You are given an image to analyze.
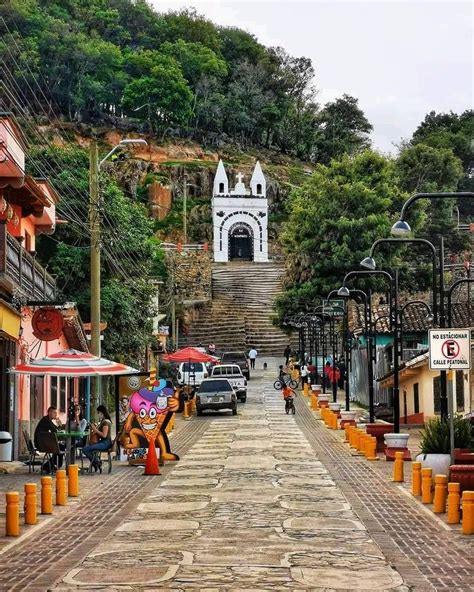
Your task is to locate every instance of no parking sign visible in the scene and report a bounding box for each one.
[429,329,471,370]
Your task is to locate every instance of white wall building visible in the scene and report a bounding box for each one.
[212,160,269,263]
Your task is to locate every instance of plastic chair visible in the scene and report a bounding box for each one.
[22,429,44,473]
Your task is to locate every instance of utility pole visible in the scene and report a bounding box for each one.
[89,141,101,417]
[89,138,147,414]
[183,173,187,246]
[170,265,176,350]
[89,141,101,359]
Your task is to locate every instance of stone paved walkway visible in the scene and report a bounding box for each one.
[55,368,409,591]
[2,361,473,591]
[0,414,211,592]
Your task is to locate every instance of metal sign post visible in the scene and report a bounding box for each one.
[429,329,471,464]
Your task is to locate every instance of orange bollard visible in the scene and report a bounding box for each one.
[330,412,338,430]
[447,482,461,524]
[366,436,379,461]
[349,427,358,448]
[353,430,362,450]
[303,382,309,397]
[68,464,79,497]
[183,400,190,419]
[433,475,448,513]
[41,476,53,514]
[462,491,474,535]
[411,462,422,496]
[421,468,433,504]
[359,433,367,455]
[364,435,373,459]
[344,425,352,443]
[24,483,37,525]
[55,469,67,506]
[393,451,404,482]
[5,492,20,536]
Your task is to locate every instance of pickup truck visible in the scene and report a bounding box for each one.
[210,364,247,402]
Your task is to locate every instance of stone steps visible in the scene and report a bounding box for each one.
[180,261,292,354]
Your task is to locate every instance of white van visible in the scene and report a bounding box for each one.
[177,362,209,386]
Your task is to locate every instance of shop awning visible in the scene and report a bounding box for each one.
[0,300,20,339]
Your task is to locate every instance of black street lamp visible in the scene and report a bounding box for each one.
[361,238,438,325]
[392,191,474,421]
[340,270,399,429]
[447,278,474,326]
[336,287,371,416]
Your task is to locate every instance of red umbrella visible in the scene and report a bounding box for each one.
[9,348,138,376]
[161,347,217,364]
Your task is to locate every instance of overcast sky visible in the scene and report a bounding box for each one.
[151,0,472,153]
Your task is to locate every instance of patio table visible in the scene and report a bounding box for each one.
[57,431,89,468]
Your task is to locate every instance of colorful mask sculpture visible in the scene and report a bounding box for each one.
[123,379,180,461]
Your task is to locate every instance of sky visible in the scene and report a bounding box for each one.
[151,0,473,154]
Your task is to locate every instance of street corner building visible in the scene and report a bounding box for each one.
[0,113,89,460]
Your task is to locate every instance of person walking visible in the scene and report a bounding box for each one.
[248,347,258,369]
[284,344,291,365]
[300,362,309,389]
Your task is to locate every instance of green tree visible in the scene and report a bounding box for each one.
[32,145,162,365]
[396,143,466,252]
[411,110,474,174]
[314,94,373,164]
[277,151,406,319]
[123,52,193,128]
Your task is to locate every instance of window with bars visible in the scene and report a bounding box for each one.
[414,383,419,414]
[433,376,441,414]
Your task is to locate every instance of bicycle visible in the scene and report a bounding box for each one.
[285,394,296,415]
[273,374,298,390]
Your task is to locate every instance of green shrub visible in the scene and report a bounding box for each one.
[420,417,473,454]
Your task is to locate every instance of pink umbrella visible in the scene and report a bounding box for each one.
[9,348,138,376]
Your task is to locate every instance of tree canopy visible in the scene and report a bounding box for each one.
[0,0,373,161]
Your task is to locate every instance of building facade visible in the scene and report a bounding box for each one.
[0,113,87,458]
[212,160,269,263]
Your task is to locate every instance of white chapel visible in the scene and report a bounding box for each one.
[212,160,269,262]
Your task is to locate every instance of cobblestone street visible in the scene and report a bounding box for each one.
[1,361,473,591]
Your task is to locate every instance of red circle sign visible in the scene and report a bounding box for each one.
[441,339,460,359]
[32,308,64,341]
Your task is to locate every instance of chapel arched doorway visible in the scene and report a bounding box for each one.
[229,223,253,261]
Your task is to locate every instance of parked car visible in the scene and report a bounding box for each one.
[177,362,209,386]
[221,351,250,379]
[210,364,247,402]
[196,378,237,416]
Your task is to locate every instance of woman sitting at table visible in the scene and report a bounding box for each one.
[82,405,112,473]
[70,404,88,458]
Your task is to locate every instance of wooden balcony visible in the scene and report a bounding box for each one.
[0,223,56,301]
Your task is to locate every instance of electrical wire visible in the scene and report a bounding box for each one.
[0,33,151,276]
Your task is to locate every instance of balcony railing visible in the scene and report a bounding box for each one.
[0,223,56,300]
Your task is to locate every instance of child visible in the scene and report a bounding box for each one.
[282,385,296,413]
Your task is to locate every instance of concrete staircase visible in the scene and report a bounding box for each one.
[180,262,291,355]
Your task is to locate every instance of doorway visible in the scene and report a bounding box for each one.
[229,224,253,261]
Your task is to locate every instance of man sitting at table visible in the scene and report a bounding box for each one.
[34,406,64,472]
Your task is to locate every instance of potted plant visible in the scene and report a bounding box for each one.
[416,417,472,478]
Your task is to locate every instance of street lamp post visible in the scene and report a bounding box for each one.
[391,191,474,421]
[335,288,370,414]
[340,270,397,428]
[89,138,147,410]
[361,238,439,324]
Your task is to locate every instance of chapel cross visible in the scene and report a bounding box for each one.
[236,172,244,184]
